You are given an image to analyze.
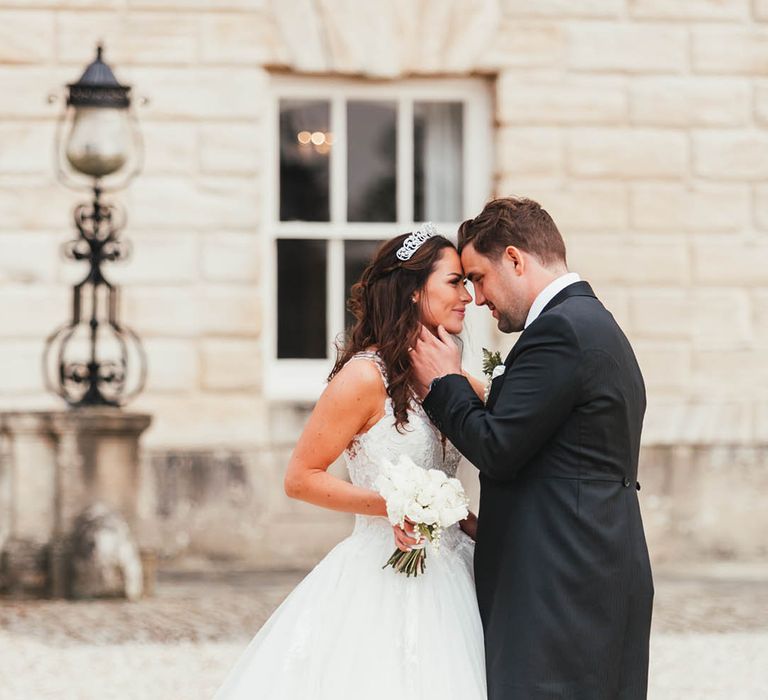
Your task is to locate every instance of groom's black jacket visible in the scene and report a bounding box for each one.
[424,281,653,700]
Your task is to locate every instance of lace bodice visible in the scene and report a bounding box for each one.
[343,351,462,490]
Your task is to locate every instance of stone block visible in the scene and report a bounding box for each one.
[0,232,60,284]
[756,83,768,125]
[0,67,65,118]
[567,129,687,179]
[0,341,45,393]
[133,395,268,448]
[694,131,768,180]
[503,0,623,17]
[692,27,768,74]
[633,341,691,391]
[0,11,55,64]
[693,349,768,395]
[123,286,201,337]
[569,235,690,284]
[267,0,329,72]
[426,1,502,75]
[68,503,143,600]
[201,232,262,283]
[756,184,768,229]
[142,339,199,393]
[200,11,287,65]
[108,232,199,286]
[630,77,750,127]
[756,401,768,442]
[0,178,80,231]
[568,23,687,73]
[507,183,628,233]
[199,124,261,175]
[56,11,197,65]
[0,537,49,597]
[120,67,268,120]
[498,127,563,179]
[126,176,260,230]
[590,284,631,330]
[630,290,690,340]
[0,122,57,175]
[2,0,122,5]
[0,285,69,337]
[757,0,768,19]
[753,289,768,345]
[642,399,755,445]
[200,338,261,390]
[128,0,265,7]
[199,286,261,337]
[482,19,565,69]
[630,183,750,232]
[629,0,749,19]
[141,122,198,176]
[693,241,768,284]
[630,288,752,346]
[498,74,626,125]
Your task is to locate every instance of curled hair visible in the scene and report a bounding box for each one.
[329,233,455,431]
[458,196,567,267]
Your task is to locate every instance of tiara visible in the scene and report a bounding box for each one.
[396,222,439,261]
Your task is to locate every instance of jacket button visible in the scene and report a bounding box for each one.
[623,477,631,488]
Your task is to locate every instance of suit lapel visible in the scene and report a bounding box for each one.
[540,280,596,316]
[484,281,597,412]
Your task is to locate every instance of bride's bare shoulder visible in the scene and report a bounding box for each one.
[324,355,386,403]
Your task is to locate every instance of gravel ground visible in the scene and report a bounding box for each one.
[1,566,766,699]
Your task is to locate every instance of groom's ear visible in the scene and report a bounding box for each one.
[504,246,526,276]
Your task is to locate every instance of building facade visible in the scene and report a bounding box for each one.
[0,0,766,568]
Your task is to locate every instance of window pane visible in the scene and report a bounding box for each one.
[347,101,397,222]
[414,102,464,222]
[280,100,331,222]
[344,239,385,328]
[277,239,327,359]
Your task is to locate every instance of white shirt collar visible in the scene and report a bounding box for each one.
[524,272,581,329]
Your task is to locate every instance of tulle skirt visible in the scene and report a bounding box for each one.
[212,515,487,699]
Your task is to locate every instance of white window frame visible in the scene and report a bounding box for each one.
[263,76,494,402]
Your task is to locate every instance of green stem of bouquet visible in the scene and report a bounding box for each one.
[382,524,434,577]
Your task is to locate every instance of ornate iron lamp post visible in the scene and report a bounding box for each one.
[44,44,147,407]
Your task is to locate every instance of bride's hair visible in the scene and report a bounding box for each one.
[329,232,456,431]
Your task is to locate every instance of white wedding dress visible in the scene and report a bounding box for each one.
[213,351,487,699]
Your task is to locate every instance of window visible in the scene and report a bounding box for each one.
[264,77,492,401]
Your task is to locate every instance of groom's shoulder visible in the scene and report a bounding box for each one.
[527,294,612,346]
[519,306,581,351]
[545,293,624,347]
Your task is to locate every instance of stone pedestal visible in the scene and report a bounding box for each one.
[0,408,152,598]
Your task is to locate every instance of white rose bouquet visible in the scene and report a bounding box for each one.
[375,455,470,577]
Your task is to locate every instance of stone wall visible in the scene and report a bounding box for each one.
[0,0,765,567]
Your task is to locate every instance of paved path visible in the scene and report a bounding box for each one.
[1,565,766,699]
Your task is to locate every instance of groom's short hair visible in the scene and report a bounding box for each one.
[458,197,567,267]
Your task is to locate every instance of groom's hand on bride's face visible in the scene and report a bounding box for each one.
[410,324,462,396]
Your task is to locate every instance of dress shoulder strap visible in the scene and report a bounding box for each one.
[347,350,389,388]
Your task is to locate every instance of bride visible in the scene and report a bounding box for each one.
[213,225,488,699]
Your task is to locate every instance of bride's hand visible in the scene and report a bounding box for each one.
[460,512,478,541]
[393,518,421,552]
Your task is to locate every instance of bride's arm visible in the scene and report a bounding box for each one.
[283,360,389,518]
[461,370,487,401]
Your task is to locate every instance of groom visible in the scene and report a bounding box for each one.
[410,197,653,700]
